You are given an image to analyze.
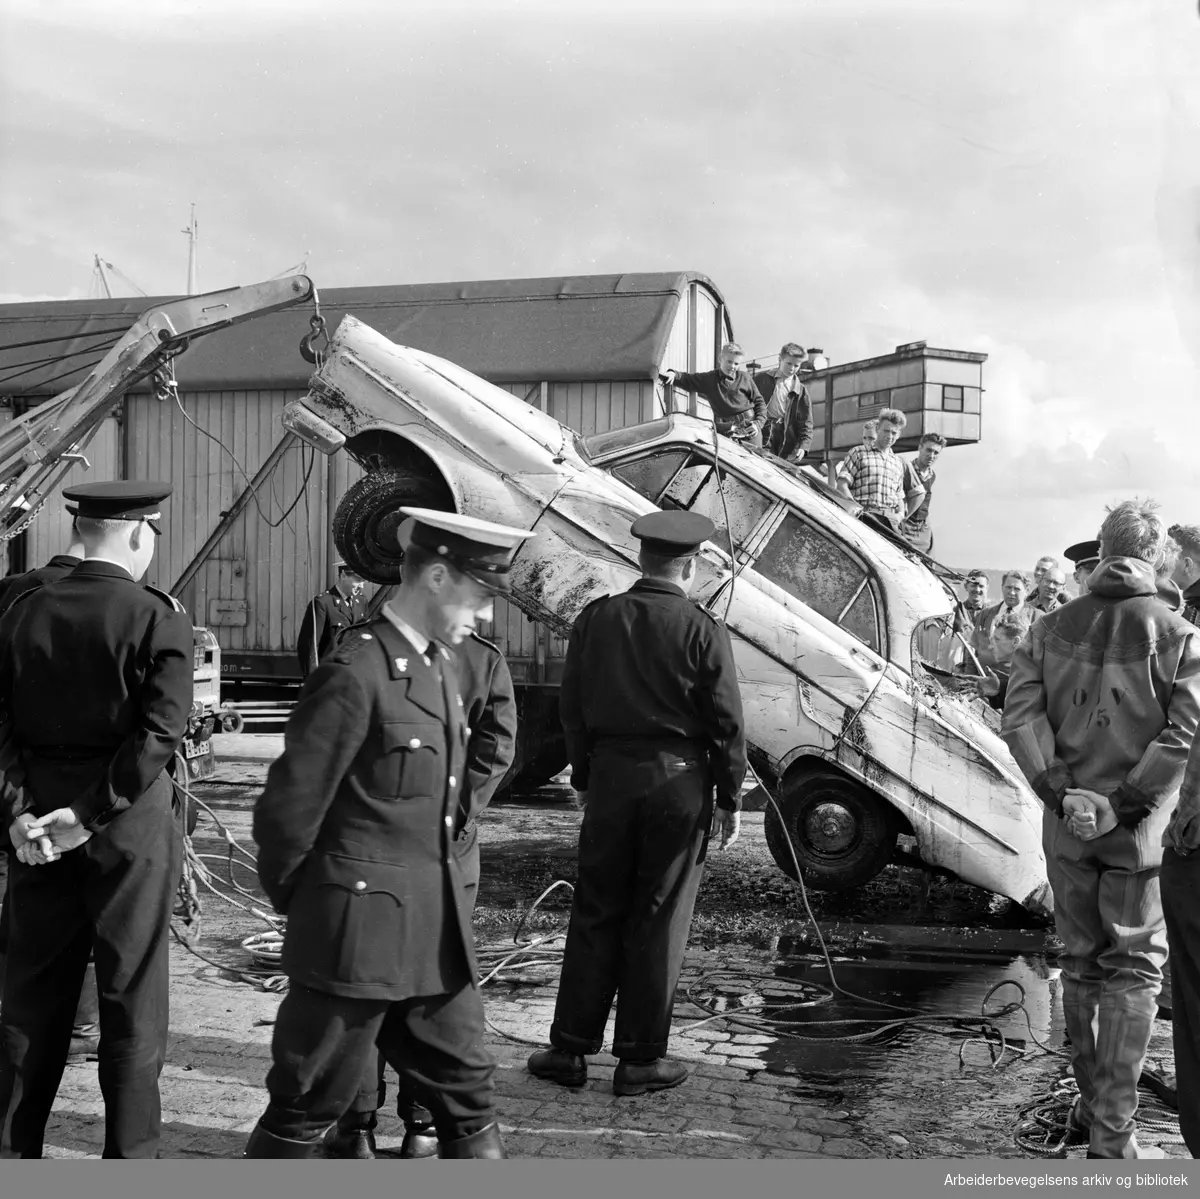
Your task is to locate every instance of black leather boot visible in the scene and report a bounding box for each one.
[323,1119,377,1159]
[527,1047,587,1087]
[399,1122,439,1159]
[244,1122,323,1158]
[437,1122,506,1159]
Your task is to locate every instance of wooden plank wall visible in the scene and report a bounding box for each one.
[26,413,121,567]
[123,389,364,656]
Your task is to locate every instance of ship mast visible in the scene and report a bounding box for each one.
[183,203,198,295]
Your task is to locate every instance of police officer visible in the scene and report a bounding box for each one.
[527,510,747,1096]
[1064,539,1101,597]
[0,515,98,1057]
[0,519,85,619]
[325,627,518,1159]
[296,561,370,677]
[245,508,535,1159]
[0,481,192,1159]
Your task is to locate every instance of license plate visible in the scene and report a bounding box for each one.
[184,738,212,760]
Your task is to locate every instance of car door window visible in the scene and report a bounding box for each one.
[753,511,883,652]
[685,466,773,550]
[611,451,689,503]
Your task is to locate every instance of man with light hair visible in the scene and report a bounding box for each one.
[835,408,925,530]
[1003,497,1200,1159]
[753,343,812,462]
[662,343,766,449]
[860,419,878,450]
[1168,524,1200,627]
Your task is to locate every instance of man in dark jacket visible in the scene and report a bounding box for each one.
[245,509,534,1160]
[296,562,370,677]
[663,343,766,448]
[1003,499,1200,1159]
[0,518,98,1062]
[753,343,812,462]
[325,628,517,1159]
[0,521,85,619]
[0,482,193,1159]
[526,510,746,1097]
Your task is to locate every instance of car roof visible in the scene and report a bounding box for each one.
[586,414,958,632]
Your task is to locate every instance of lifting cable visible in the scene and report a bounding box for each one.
[163,368,316,530]
[0,335,127,389]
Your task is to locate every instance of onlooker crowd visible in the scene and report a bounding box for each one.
[667,340,949,556]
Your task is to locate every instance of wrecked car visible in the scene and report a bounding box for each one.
[280,314,1052,915]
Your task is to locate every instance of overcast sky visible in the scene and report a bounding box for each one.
[2,0,1198,570]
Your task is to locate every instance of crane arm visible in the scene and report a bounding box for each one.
[0,275,316,534]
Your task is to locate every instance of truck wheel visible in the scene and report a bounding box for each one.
[333,469,454,585]
[764,768,897,891]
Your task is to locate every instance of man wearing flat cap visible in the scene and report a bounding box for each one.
[0,481,193,1159]
[247,508,534,1160]
[296,560,370,678]
[528,509,746,1097]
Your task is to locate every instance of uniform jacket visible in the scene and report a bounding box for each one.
[1002,557,1200,834]
[670,369,766,427]
[753,370,812,461]
[296,584,371,676]
[0,560,193,830]
[560,577,747,810]
[0,554,81,620]
[254,617,476,1001]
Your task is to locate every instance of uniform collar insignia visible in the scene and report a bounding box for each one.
[395,657,408,672]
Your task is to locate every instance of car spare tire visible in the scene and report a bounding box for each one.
[764,768,897,891]
[333,469,454,585]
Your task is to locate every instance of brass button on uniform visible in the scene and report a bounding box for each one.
[408,737,421,749]
[354,880,367,891]
[444,815,453,828]
[449,775,456,787]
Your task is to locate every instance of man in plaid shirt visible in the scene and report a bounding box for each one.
[835,408,925,529]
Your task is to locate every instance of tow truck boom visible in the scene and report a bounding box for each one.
[0,275,315,536]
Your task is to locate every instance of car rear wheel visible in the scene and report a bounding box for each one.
[764,768,897,891]
[333,469,454,585]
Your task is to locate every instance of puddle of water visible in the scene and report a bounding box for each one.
[749,949,1065,1078]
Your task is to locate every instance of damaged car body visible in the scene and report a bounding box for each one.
[282,314,1052,916]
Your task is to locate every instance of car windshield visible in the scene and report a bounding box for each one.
[583,418,672,458]
[911,612,985,678]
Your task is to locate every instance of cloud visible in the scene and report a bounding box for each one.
[0,0,1198,576]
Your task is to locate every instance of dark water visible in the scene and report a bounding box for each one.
[746,946,1066,1079]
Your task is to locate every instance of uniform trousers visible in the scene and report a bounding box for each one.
[0,775,182,1159]
[0,851,100,1030]
[1044,809,1168,1160]
[1160,848,1200,1156]
[259,978,495,1143]
[550,746,712,1061]
[342,824,482,1133]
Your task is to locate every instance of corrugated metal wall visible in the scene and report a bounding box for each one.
[123,389,363,656]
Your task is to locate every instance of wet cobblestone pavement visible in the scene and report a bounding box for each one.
[33,736,1187,1160]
